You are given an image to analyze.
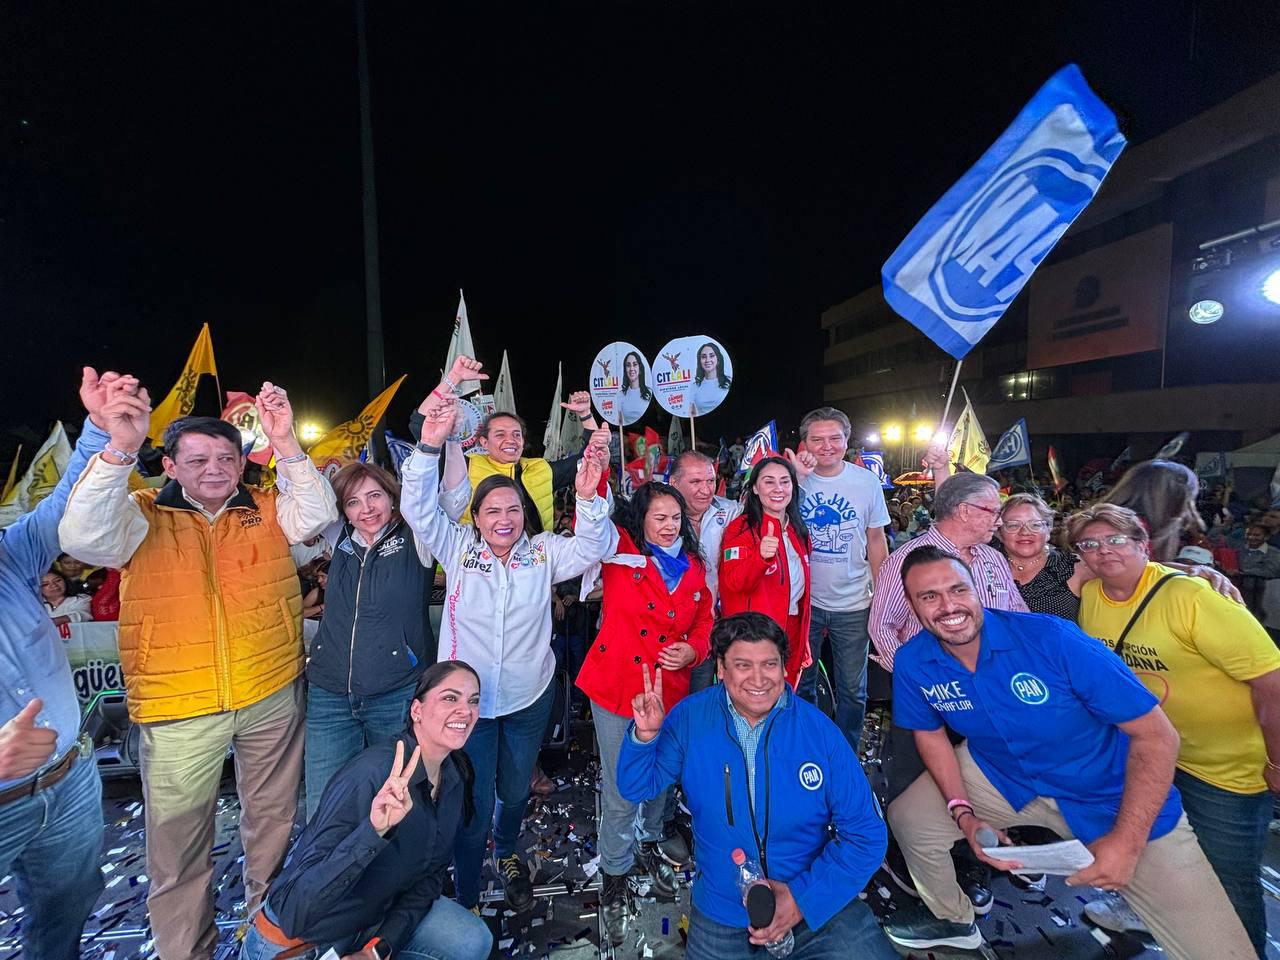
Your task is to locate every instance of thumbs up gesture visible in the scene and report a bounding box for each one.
[0,699,59,779]
[759,517,781,561]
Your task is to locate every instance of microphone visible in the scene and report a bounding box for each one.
[974,826,999,848]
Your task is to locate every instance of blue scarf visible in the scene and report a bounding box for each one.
[647,538,690,593]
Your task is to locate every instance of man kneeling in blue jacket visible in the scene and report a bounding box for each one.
[618,611,898,959]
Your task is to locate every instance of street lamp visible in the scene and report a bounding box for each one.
[882,424,903,443]
[866,432,880,446]
[913,424,934,442]
[299,422,325,443]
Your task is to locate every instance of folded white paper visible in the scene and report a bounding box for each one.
[981,839,1095,876]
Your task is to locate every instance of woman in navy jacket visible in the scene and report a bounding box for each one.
[618,612,896,960]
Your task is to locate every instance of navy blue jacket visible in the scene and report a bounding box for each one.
[308,518,433,697]
[267,732,463,951]
[618,685,886,930]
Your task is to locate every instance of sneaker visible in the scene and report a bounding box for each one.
[656,825,691,869]
[636,841,680,900]
[881,836,920,898]
[1083,892,1149,934]
[955,857,994,916]
[600,872,630,947]
[496,853,533,911]
[884,905,984,950]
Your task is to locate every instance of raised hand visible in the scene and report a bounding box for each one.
[80,367,135,430]
[560,390,592,418]
[574,423,611,499]
[370,739,422,836]
[630,664,666,743]
[102,379,153,455]
[255,382,297,448]
[420,392,457,448]
[0,699,58,780]
[921,442,949,473]
[783,447,815,483]
[446,355,487,390]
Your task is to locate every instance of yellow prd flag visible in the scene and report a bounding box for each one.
[147,323,219,445]
[307,375,407,476]
[946,389,991,475]
[0,424,72,527]
[1,444,22,501]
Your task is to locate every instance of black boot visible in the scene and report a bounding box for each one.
[600,872,629,946]
[637,841,680,900]
[496,852,533,911]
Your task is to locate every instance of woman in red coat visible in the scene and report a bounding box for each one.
[719,456,812,688]
[576,482,713,944]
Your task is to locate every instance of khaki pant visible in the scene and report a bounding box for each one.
[140,681,304,960]
[887,743,1255,960]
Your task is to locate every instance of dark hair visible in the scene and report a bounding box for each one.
[471,474,542,536]
[711,611,788,667]
[1103,460,1203,562]
[742,456,809,550]
[621,351,652,400]
[162,416,244,459]
[332,462,401,519]
[899,544,972,588]
[478,411,527,441]
[612,482,704,566]
[694,342,732,390]
[407,660,480,824]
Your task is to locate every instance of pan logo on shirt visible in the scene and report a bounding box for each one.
[1010,672,1050,705]
[799,492,859,560]
[920,680,974,713]
[798,762,823,791]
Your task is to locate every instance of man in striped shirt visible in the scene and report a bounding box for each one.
[869,472,1027,674]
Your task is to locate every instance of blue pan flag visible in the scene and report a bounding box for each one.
[882,64,1126,359]
[738,421,778,476]
[987,418,1032,471]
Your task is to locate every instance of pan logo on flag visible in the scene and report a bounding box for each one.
[882,65,1127,360]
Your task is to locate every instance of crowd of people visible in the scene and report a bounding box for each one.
[2,359,1279,960]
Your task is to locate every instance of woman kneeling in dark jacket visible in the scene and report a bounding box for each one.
[240,661,492,960]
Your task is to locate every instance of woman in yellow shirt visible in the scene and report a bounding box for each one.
[1071,502,1280,958]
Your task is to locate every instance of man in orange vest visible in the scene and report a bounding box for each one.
[59,378,338,960]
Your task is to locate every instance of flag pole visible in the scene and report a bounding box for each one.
[939,360,963,429]
[214,371,224,412]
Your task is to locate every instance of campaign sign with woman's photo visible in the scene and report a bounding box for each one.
[652,335,733,417]
[590,342,653,426]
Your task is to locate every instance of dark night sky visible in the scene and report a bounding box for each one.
[3,1,1279,457]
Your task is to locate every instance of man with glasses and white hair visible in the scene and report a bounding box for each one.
[869,472,1026,675]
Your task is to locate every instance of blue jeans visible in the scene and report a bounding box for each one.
[1174,768,1271,957]
[305,680,417,821]
[0,753,104,960]
[685,899,897,960]
[240,897,492,960]
[454,680,556,907]
[797,606,871,753]
[592,703,673,875]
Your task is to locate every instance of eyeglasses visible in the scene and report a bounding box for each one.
[1002,520,1051,533]
[963,501,1002,522]
[1074,534,1134,553]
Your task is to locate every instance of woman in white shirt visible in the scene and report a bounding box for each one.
[41,570,92,627]
[400,375,613,912]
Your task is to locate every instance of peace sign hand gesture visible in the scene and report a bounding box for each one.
[370,739,422,837]
[631,664,666,744]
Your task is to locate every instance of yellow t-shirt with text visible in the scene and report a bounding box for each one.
[1078,562,1280,794]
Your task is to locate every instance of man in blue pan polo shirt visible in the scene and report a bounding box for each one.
[881,545,1253,960]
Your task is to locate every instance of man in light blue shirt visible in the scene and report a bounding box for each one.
[0,367,128,959]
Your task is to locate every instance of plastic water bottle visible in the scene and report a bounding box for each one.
[731,848,795,957]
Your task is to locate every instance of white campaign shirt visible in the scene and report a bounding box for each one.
[798,462,891,612]
[400,449,613,719]
[693,496,741,603]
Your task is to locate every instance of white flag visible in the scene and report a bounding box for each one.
[559,407,583,457]
[494,350,516,415]
[543,362,564,460]
[444,289,481,396]
[0,422,72,527]
[668,416,685,457]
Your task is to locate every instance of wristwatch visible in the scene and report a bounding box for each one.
[362,936,391,960]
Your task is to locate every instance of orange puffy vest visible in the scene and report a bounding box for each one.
[117,482,303,723]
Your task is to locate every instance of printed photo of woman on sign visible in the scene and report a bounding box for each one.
[620,350,652,423]
[692,339,732,414]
